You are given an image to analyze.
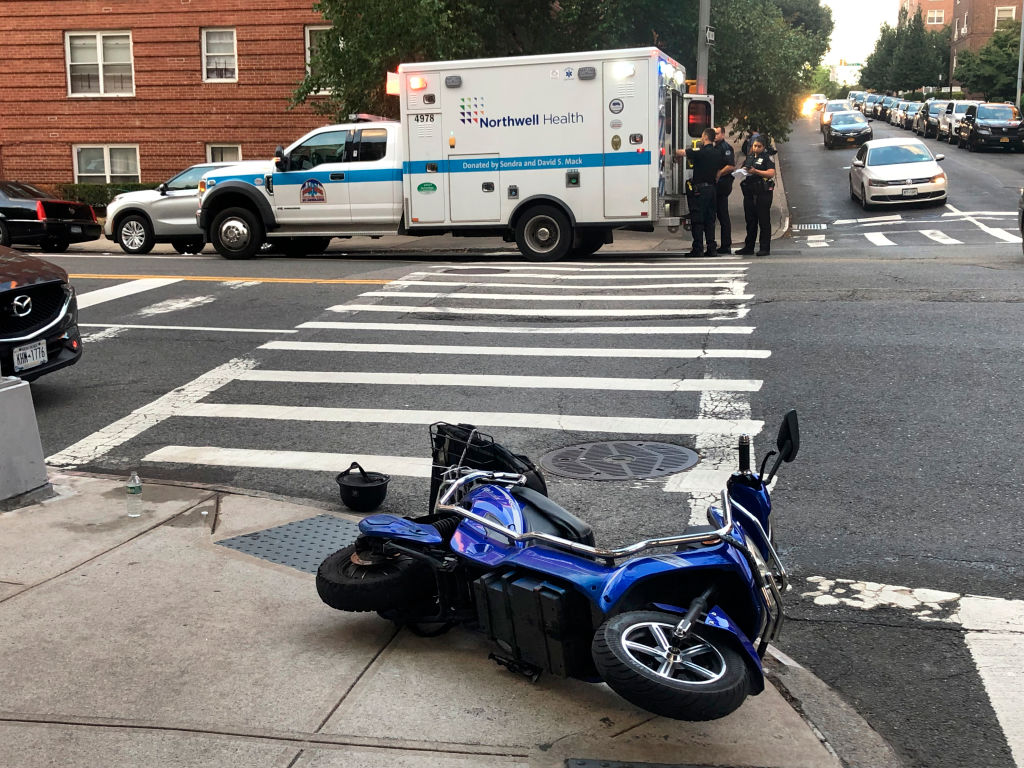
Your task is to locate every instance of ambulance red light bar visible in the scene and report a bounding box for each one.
[386,72,399,95]
[408,76,428,90]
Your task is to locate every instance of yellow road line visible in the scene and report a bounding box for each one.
[69,274,392,285]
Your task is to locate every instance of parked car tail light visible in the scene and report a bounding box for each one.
[35,200,46,221]
[88,205,97,223]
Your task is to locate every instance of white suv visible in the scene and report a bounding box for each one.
[104,162,238,254]
[937,100,980,143]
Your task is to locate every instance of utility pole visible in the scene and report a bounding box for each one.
[1016,0,1024,106]
[697,0,711,94]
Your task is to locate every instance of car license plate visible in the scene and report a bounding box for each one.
[13,340,47,372]
[846,136,855,142]
[902,188,918,198]
[1000,137,1010,143]
[70,225,82,234]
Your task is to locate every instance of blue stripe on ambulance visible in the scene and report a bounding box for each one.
[403,152,651,174]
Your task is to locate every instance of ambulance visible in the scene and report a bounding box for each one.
[197,47,713,261]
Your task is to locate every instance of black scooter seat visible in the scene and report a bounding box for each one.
[509,485,596,547]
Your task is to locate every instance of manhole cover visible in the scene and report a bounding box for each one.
[540,441,698,481]
[218,514,360,573]
[442,267,511,275]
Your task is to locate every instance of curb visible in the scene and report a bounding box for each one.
[765,647,904,768]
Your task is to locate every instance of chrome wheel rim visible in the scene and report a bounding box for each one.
[121,220,147,250]
[620,621,727,684]
[524,215,561,254]
[219,218,251,251]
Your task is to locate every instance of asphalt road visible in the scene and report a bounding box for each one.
[17,114,1024,768]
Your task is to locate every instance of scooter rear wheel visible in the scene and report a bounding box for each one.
[592,610,750,721]
[316,542,434,612]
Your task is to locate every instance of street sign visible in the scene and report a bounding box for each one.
[706,26,716,45]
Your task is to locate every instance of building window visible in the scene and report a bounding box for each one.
[65,32,134,97]
[995,6,1016,27]
[73,145,140,184]
[207,144,242,162]
[927,9,944,24]
[306,26,332,79]
[202,28,237,82]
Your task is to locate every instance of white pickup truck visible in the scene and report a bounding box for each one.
[197,47,712,261]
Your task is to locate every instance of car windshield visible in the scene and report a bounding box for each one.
[954,103,972,113]
[833,113,867,125]
[0,181,48,199]
[167,165,216,191]
[907,104,921,113]
[867,144,933,166]
[978,105,1020,120]
[826,102,851,111]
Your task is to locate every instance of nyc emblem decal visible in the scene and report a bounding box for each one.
[300,178,326,204]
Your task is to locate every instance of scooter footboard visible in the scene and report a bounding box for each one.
[703,606,765,695]
[474,570,595,678]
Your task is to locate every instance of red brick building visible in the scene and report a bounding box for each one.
[951,0,1020,72]
[902,0,957,28]
[0,0,334,185]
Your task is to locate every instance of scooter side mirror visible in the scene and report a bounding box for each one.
[776,409,800,463]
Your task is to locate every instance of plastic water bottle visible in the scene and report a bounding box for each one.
[126,471,142,517]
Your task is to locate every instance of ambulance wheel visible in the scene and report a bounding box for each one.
[515,205,572,262]
[211,206,263,260]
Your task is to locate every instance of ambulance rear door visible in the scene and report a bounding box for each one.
[603,57,650,218]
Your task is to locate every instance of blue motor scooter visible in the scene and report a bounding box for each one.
[316,412,798,721]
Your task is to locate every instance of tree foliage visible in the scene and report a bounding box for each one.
[859,8,950,93]
[294,0,832,141]
[953,20,1022,101]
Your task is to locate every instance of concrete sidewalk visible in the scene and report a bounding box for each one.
[0,472,900,768]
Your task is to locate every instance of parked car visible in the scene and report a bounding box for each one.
[915,100,950,138]
[0,244,82,380]
[0,182,101,253]
[820,100,853,131]
[938,100,981,143]
[878,96,898,120]
[901,102,922,130]
[104,162,238,254]
[890,101,908,126]
[848,138,946,209]
[956,102,1024,151]
[1018,187,1024,254]
[863,93,883,116]
[848,90,866,106]
[823,110,873,149]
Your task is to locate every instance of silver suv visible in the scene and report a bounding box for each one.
[937,100,980,143]
[104,162,237,254]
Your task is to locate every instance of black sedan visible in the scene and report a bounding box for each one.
[0,245,82,380]
[0,181,101,253]
[823,110,873,149]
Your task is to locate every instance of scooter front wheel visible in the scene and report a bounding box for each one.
[316,542,434,613]
[592,610,750,721]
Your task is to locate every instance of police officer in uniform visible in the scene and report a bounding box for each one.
[735,136,776,256]
[713,126,736,254]
[676,127,726,257]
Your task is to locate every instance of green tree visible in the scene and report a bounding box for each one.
[892,9,932,90]
[295,0,833,142]
[954,20,1022,100]
[859,23,897,92]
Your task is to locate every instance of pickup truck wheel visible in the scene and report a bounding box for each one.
[116,214,155,255]
[515,205,572,262]
[211,207,263,260]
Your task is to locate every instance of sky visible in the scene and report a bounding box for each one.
[820,0,900,66]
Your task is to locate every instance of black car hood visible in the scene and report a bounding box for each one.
[977,120,1022,128]
[0,245,68,292]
